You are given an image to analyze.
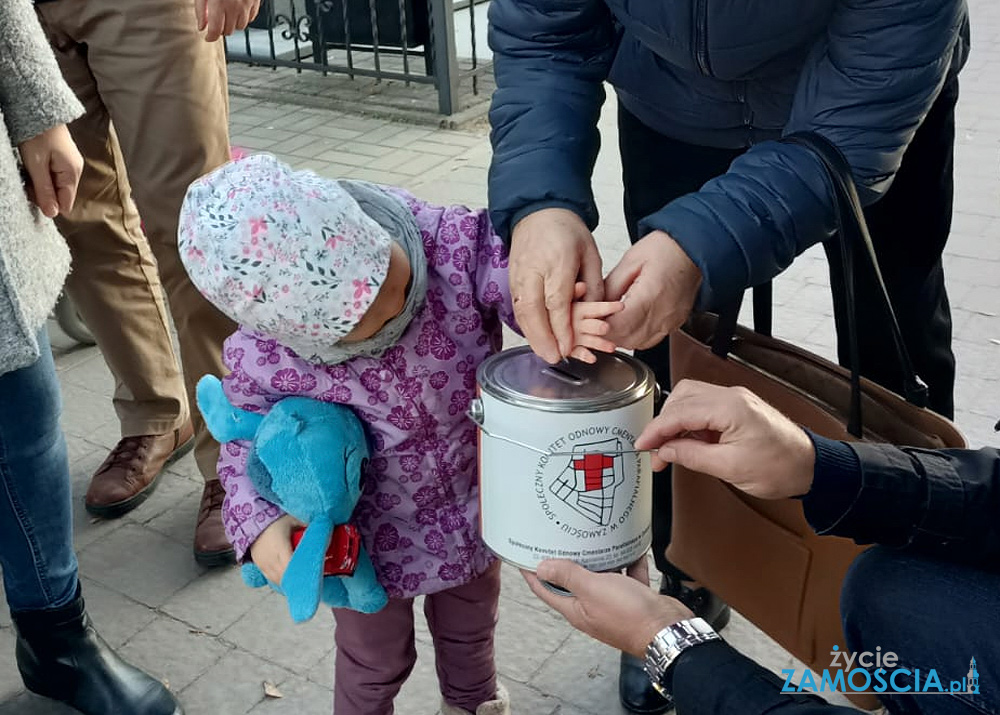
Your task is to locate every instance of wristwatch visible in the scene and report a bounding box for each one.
[643,617,721,696]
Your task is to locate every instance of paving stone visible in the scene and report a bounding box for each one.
[528,631,630,715]
[161,565,268,636]
[221,592,336,674]
[49,338,99,372]
[76,524,204,608]
[235,126,301,143]
[57,350,114,395]
[0,692,76,715]
[165,451,208,483]
[361,147,423,170]
[141,486,204,546]
[69,454,129,552]
[494,597,576,684]
[501,678,561,715]
[178,649,294,715]
[118,615,230,692]
[304,647,337,689]
[0,627,20,702]
[307,123,367,142]
[78,577,158,650]
[395,151,458,177]
[58,383,117,442]
[315,148,382,168]
[273,136,345,160]
[393,638,442,715]
[262,132,327,156]
[126,471,203,533]
[246,674,333,714]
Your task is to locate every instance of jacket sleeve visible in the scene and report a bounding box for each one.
[473,212,520,334]
[0,0,82,145]
[487,0,617,243]
[638,0,968,311]
[217,336,286,562]
[672,641,858,715]
[803,436,1000,568]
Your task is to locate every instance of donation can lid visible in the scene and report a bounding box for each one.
[476,347,655,412]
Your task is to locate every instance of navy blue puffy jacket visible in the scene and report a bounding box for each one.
[487,0,970,310]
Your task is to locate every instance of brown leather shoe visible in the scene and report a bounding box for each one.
[194,480,236,567]
[85,422,195,519]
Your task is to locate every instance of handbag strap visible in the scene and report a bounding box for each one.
[713,132,928,437]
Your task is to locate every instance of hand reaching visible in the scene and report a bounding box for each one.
[635,380,816,499]
[523,559,693,658]
[604,230,702,350]
[568,282,624,363]
[509,208,605,364]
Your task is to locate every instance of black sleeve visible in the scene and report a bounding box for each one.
[803,434,1000,568]
[671,641,858,715]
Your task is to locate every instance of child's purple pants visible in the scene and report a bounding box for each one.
[332,561,501,714]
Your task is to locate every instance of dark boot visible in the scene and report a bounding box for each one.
[659,570,731,633]
[619,652,674,714]
[618,570,731,714]
[12,587,183,715]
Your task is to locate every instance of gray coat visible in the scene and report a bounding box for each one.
[0,0,83,376]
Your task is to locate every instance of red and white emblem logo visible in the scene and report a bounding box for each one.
[549,438,626,526]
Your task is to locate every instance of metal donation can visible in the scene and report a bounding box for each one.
[469,347,656,572]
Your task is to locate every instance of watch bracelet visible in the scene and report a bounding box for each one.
[643,617,720,694]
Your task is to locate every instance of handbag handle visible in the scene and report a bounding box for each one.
[712,132,928,437]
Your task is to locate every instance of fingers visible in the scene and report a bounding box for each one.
[653,437,736,477]
[195,0,208,30]
[569,346,598,364]
[203,2,226,40]
[579,243,606,302]
[53,169,79,215]
[536,558,588,595]
[23,155,59,219]
[513,272,562,364]
[52,146,83,215]
[635,382,730,452]
[522,566,579,618]
[546,280,576,362]
[574,300,625,321]
[573,331,617,356]
[569,293,624,363]
[224,10,239,36]
[603,254,641,302]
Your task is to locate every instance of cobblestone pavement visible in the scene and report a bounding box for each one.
[2,2,997,712]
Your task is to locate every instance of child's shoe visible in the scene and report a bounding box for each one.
[441,682,510,715]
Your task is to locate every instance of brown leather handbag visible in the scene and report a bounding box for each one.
[666,133,966,678]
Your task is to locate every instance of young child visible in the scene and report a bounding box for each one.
[178,154,621,715]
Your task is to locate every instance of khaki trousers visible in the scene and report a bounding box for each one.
[37,0,236,481]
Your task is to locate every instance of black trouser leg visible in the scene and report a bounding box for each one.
[618,105,743,575]
[825,77,959,420]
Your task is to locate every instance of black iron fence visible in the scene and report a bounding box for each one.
[224,0,490,114]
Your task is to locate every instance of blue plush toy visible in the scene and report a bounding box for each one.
[196,375,388,622]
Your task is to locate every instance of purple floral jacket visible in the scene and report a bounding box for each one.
[217,189,515,598]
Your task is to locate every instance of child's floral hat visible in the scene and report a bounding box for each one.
[179,153,393,357]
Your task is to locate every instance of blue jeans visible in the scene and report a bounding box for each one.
[0,331,78,613]
[842,547,999,715]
